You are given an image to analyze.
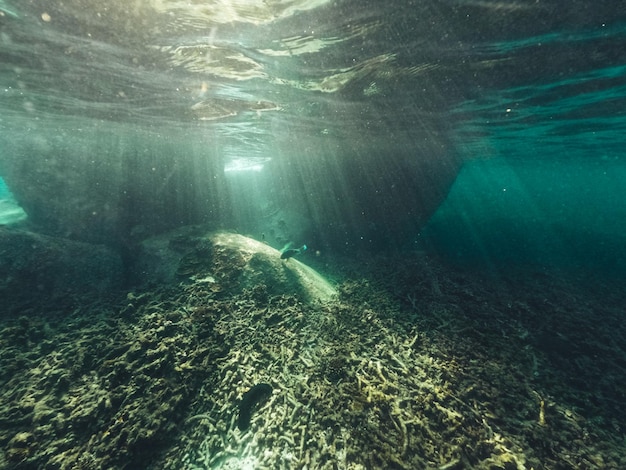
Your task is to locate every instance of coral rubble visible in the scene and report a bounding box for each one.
[1,236,625,469]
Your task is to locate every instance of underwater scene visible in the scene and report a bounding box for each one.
[1,0,625,468]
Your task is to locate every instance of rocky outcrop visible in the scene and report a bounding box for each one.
[132,228,337,303]
[0,227,123,315]
[0,120,460,253]
[0,126,230,248]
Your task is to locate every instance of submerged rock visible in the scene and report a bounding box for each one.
[0,227,123,314]
[0,127,229,246]
[0,198,27,225]
[0,118,460,253]
[132,228,337,303]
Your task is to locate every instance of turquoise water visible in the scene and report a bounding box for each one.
[422,61,626,275]
[0,177,27,225]
[422,157,626,274]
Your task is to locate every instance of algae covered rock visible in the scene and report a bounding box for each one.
[132,228,336,303]
[0,227,123,315]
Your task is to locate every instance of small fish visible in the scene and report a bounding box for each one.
[280,243,307,260]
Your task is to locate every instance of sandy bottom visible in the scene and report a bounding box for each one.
[1,252,625,469]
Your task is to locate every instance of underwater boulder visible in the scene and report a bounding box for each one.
[273,137,462,252]
[131,227,336,303]
[222,125,462,253]
[0,124,230,247]
[0,96,461,254]
[0,227,123,315]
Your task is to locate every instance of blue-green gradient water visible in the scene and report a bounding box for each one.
[422,62,626,274]
[1,0,626,276]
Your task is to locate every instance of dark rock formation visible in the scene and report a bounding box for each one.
[0,125,230,249]
[0,226,123,315]
[0,119,460,255]
[190,122,462,253]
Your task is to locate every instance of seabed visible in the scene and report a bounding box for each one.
[0,231,625,469]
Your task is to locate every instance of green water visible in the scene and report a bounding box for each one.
[420,54,626,275]
[422,157,626,274]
